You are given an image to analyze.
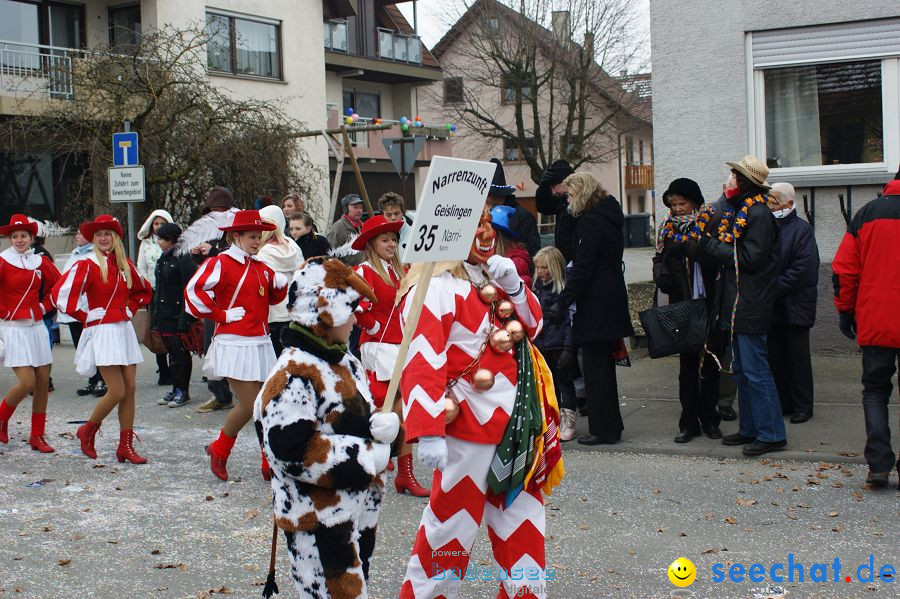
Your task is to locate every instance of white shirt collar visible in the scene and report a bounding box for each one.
[224,243,257,264]
[0,246,41,270]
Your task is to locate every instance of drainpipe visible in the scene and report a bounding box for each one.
[617,132,624,211]
[413,1,418,35]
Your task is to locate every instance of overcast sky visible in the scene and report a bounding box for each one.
[397,0,651,71]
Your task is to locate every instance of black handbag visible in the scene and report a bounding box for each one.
[639,271,708,359]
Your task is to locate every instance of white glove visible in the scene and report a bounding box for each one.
[369,412,400,444]
[486,255,523,296]
[125,307,133,319]
[224,307,246,323]
[273,272,289,290]
[372,442,391,473]
[86,307,107,323]
[418,436,448,471]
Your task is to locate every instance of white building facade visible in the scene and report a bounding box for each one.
[651,1,900,260]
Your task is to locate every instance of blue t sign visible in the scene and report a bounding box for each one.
[112,132,139,167]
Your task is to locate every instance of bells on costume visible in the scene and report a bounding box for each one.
[496,300,514,320]
[478,284,498,304]
[488,329,513,353]
[466,282,528,392]
[472,369,496,391]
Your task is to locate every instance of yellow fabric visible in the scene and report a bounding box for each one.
[524,344,565,496]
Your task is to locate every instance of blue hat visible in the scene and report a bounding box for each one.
[490,205,521,239]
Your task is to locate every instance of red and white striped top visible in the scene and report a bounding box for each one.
[183,244,288,337]
[400,268,543,444]
[52,253,152,326]
[0,248,61,321]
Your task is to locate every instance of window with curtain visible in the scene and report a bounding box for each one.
[0,0,40,68]
[205,12,281,80]
[763,60,883,168]
[109,4,141,49]
[342,90,380,119]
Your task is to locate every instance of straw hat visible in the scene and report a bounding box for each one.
[726,155,771,191]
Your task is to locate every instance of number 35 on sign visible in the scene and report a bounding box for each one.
[401,156,498,264]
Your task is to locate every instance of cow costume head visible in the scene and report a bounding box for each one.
[288,257,376,335]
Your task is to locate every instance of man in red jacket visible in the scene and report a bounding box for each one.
[832,168,900,489]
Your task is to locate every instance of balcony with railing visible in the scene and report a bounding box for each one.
[376,28,422,64]
[0,40,75,101]
[625,163,654,190]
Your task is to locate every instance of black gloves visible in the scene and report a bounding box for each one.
[543,304,564,326]
[557,348,576,370]
[539,166,556,186]
[838,312,856,340]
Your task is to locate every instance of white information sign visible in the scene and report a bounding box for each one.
[401,156,498,264]
[108,166,145,203]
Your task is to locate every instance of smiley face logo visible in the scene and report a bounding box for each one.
[668,557,696,587]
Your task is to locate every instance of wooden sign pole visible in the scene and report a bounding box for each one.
[381,261,436,413]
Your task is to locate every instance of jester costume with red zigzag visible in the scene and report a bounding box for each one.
[398,261,562,599]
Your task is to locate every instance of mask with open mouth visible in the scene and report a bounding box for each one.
[467,205,496,264]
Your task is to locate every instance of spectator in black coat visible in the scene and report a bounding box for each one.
[290,212,331,259]
[700,156,785,457]
[652,178,722,443]
[766,182,819,424]
[536,159,577,263]
[544,172,633,445]
[151,223,198,408]
[486,158,541,256]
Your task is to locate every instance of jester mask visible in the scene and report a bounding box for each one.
[467,204,496,265]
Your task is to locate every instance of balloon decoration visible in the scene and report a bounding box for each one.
[344,116,354,125]
[345,107,354,116]
[401,123,410,132]
[400,116,409,125]
[374,117,383,125]
[450,124,457,132]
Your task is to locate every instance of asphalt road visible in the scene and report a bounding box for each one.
[1,344,897,599]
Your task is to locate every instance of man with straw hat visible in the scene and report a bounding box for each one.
[699,155,786,458]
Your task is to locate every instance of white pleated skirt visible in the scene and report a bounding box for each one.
[203,334,276,382]
[0,320,53,368]
[74,321,144,376]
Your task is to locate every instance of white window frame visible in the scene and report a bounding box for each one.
[747,35,900,186]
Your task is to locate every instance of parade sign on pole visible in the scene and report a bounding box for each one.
[401,156,498,264]
[383,156,497,413]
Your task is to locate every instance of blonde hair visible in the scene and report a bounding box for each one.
[260,224,285,246]
[534,246,566,294]
[397,261,468,304]
[92,232,133,289]
[564,172,606,217]
[493,228,523,258]
[364,233,404,286]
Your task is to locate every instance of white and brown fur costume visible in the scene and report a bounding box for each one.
[253,257,398,598]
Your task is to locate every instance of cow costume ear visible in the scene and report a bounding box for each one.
[287,280,298,310]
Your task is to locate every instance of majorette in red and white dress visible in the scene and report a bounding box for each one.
[52,252,152,376]
[355,258,406,408]
[184,244,288,382]
[0,246,61,368]
[399,261,547,599]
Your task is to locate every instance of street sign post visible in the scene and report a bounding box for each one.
[112,132,139,167]
[382,156,497,413]
[382,136,426,201]
[108,166,145,203]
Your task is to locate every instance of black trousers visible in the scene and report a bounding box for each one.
[544,349,577,411]
[160,335,192,393]
[269,321,288,358]
[678,351,721,432]
[580,341,623,440]
[767,324,814,416]
[860,346,899,473]
[66,323,102,386]
[203,319,233,403]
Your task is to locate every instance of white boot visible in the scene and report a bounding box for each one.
[560,408,577,442]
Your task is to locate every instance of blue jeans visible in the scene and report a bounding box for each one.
[732,333,786,443]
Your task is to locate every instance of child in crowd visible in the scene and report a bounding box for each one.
[289,212,331,259]
[151,223,198,408]
[533,246,578,441]
[491,204,533,289]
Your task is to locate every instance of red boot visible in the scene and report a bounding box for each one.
[29,413,54,453]
[116,429,147,464]
[76,420,101,459]
[260,446,272,481]
[0,399,15,444]
[206,429,235,481]
[394,453,430,497]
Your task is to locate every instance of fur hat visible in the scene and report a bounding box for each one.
[156,222,182,242]
[546,160,575,186]
[662,178,704,208]
[288,257,376,331]
[202,187,235,214]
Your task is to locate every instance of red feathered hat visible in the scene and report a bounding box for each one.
[80,214,124,240]
[351,215,403,250]
[0,214,39,237]
[219,209,277,233]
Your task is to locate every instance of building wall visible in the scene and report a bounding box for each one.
[650,0,900,261]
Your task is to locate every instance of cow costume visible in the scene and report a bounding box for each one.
[398,207,563,599]
[254,257,401,598]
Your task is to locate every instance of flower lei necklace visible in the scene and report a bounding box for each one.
[661,194,769,245]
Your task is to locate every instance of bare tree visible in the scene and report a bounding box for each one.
[3,26,320,225]
[429,0,649,182]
